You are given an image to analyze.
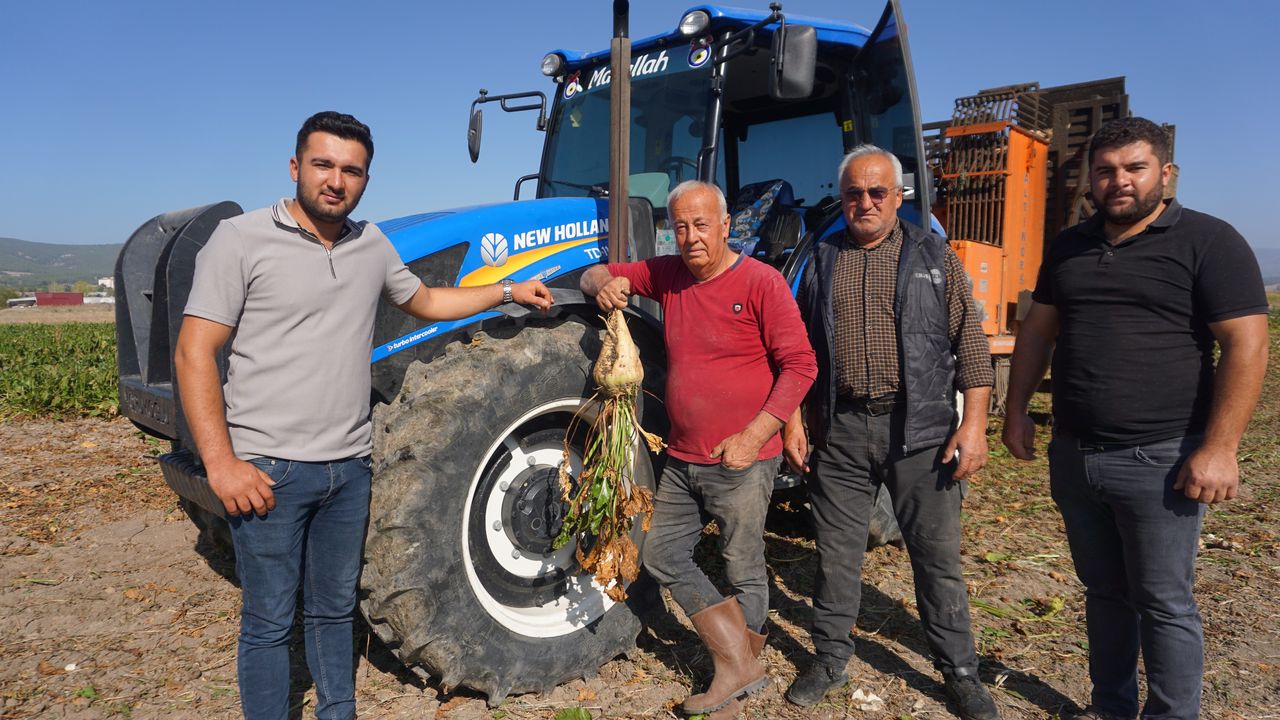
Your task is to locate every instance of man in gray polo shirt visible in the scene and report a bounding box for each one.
[174,111,552,720]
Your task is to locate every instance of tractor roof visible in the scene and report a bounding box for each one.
[549,4,872,67]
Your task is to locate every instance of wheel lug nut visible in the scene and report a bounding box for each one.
[511,549,521,559]
[492,520,502,531]
[527,457,537,466]
[499,481,510,491]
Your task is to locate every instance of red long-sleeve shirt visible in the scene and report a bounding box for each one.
[609,255,817,463]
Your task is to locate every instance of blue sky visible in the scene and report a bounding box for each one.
[3,1,1277,248]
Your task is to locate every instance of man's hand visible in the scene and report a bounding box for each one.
[594,276,631,312]
[1174,445,1240,504]
[207,458,276,517]
[510,279,553,310]
[944,420,988,480]
[782,410,809,474]
[710,430,766,470]
[1001,413,1037,461]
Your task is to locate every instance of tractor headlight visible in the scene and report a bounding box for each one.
[678,10,709,37]
[541,53,565,77]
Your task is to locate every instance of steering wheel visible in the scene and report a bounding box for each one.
[660,156,699,184]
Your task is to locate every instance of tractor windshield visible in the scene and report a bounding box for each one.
[540,45,714,209]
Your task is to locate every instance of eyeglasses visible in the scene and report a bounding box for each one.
[842,186,897,204]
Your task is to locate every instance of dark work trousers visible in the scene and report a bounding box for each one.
[807,402,979,676]
[1049,433,1206,720]
[643,456,780,632]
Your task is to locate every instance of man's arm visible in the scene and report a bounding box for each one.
[782,406,809,474]
[715,274,818,470]
[398,279,552,321]
[580,264,631,311]
[174,316,276,517]
[1000,301,1059,460]
[1175,313,1269,503]
[943,250,994,479]
[712,412,786,470]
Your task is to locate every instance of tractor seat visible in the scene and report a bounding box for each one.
[728,179,802,266]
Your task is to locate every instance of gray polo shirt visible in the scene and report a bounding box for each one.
[185,198,421,462]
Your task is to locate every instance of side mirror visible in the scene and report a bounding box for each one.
[902,172,916,200]
[770,24,816,101]
[467,107,484,164]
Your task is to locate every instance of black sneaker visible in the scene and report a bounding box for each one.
[784,660,848,707]
[942,674,999,720]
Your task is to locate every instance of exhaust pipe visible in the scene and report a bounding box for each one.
[608,0,630,263]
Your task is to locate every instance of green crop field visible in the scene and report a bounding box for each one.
[0,322,116,417]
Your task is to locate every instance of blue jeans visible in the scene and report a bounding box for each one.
[643,456,780,631]
[1049,434,1205,720]
[229,456,371,720]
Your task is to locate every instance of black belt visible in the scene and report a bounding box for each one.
[838,394,901,416]
[1075,439,1137,452]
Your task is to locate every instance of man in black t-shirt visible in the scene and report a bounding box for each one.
[1002,117,1268,720]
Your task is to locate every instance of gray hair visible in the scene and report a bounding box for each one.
[837,144,903,188]
[667,180,728,216]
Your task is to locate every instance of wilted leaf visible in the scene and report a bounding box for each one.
[983,552,1012,563]
[37,659,65,676]
[553,708,593,720]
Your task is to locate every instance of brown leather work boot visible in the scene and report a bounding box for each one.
[746,628,766,658]
[681,597,768,714]
[705,696,742,719]
[694,626,763,718]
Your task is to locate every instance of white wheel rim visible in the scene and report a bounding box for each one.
[461,397,620,638]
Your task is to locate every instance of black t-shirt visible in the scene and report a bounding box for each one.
[1033,199,1267,444]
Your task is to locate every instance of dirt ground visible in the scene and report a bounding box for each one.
[2,322,1278,718]
[0,304,115,325]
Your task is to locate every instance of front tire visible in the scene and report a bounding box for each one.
[361,319,660,703]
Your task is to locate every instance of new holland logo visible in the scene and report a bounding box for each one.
[732,303,743,314]
[480,233,509,267]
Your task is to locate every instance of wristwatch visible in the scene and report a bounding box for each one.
[500,278,514,304]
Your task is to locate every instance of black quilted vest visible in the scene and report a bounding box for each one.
[801,219,956,453]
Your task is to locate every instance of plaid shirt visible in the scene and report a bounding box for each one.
[832,221,993,398]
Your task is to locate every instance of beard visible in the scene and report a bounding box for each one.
[296,185,362,225]
[1097,181,1164,225]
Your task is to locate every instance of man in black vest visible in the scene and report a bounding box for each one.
[1002,117,1268,720]
[783,145,998,720]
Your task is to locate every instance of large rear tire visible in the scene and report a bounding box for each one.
[361,319,660,703]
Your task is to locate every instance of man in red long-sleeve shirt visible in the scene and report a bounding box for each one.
[581,181,816,717]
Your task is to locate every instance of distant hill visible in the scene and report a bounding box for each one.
[0,237,122,288]
[1254,247,1280,285]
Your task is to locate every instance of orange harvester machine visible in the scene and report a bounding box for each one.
[923,78,1167,408]
[928,85,1050,359]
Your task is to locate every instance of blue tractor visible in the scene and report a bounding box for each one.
[114,1,928,703]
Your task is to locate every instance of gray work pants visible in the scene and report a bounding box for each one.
[643,456,780,631]
[807,402,979,676]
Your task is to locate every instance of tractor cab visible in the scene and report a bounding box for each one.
[470,1,930,279]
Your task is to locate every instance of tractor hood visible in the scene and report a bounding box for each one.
[370,197,612,362]
[376,197,611,289]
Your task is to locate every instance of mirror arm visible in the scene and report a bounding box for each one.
[712,3,784,65]
[470,88,549,131]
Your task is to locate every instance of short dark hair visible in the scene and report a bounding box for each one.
[295,111,374,167]
[1088,116,1171,167]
